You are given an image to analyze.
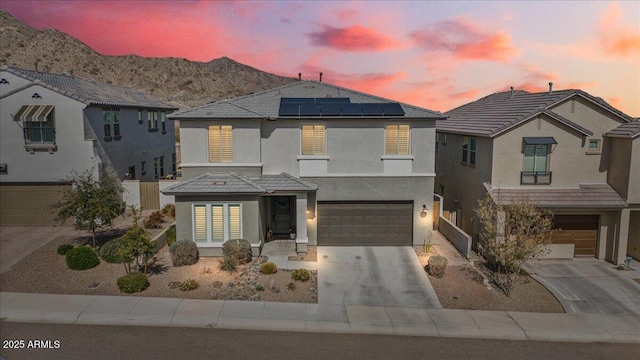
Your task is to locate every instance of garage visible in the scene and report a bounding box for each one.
[0,184,68,226]
[317,201,413,246]
[551,215,598,257]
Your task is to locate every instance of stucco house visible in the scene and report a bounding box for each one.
[0,66,177,225]
[163,80,445,256]
[435,85,636,264]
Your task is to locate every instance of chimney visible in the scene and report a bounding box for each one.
[548,82,553,93]
[510,86,514,98]
[319,72,323,82]
[298,73,302,81]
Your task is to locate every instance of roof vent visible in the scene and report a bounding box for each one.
[319,72,323,82]
[510,86,514,98]
[548,82,553,93]
[298,73,301,81]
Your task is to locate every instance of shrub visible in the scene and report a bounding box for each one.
[260,261,278,274]
[222,239,252,265]
[57,244,74,256]
[65,246,100,270]
[99,238,133,264]
[291,268,310,282]
[161,203,175,218]
[287,282,297,290]
[117,272,149,293]
[427,255,448,278]
[179,278,199,291]
[165,225,176,246]
[220,256,237,273]
[169,240,199,266]
[143,210,165,229]
[255,284,265,291]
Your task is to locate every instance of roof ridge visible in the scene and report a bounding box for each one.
[280,172,318,190]
[230,173,265,192]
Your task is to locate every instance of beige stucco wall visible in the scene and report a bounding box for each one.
[628,210,640,260]
[628,140,640,203]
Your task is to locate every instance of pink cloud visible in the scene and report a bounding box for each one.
[599,3,640,56]
[308,24,400,52]
[410,17,520,61]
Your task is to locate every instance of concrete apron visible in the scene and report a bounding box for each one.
[318,246,442,308]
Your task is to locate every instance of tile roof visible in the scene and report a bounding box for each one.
[485,183,627,209]
[605,120,640,139]
[1,66,176,109]
[170,80,445,120]
[162,172,317,195]
[438,89,633,137]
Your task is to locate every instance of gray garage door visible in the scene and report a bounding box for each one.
[0,184,68,226]
[317,201,413,246]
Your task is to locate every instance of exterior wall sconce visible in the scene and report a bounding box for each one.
[306,207,314,219]
[32,92,42,99]
[420,204,428,218]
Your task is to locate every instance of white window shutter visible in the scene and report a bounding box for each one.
[209,126,221,162]
[212,205,224,242]
[397,125,410,155]
[221,125,233,162]
[385,125,398,155]
[313,125,325,155]
[194,206,207,242]
[301,125,314,155]
[228,205,241,239]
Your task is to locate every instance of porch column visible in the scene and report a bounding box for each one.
[296,193,308,253]
[614,208,630,265]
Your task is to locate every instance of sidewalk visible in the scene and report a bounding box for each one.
[1,292,638,343]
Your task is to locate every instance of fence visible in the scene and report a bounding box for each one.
[123,180,177,210]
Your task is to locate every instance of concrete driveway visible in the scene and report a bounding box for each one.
[0,226,78,274]
[528,259,640,315]
[317,246,442,308]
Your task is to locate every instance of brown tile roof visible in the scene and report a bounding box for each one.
[605,120,640,139]
[485,183,627,209]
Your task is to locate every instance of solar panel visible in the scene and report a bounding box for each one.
[341,103,363,116]
[381,102,405,116]
[278,103,299,116]
[320,103,342,116]
[361,103,384,116]
[281,98,315,103]
[299,103,321,116]
[316,97,351,103]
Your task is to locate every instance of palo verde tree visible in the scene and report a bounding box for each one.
[474,194,554,296]
[51,170,123,249]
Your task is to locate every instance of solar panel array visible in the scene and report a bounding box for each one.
[278,98,405,117]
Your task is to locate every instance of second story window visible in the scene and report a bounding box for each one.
[161,111,166,133]
[521,137,555,185]
[148,111,158,130]
[138,109,144,124]
[17,105,56,150]
[301,124,326,155]
[462,136,476,165]
[103,109,120,140]
[208,125,233,163]
[385,124,410,155]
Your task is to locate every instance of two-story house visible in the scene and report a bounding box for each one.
[435,85,635,264]
[163,80,445,256]
[0,66,177,225]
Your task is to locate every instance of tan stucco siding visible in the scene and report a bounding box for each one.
[628,211,640,260]
[552,98,627,140]
[628,140,640,203]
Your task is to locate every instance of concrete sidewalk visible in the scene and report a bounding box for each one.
[1,292,638,343]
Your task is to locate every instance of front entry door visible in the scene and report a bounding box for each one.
[272,196,292,235]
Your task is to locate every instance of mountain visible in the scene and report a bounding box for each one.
[0,10,298,109]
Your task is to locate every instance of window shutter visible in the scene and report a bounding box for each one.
[301,125,313,155]
[313,125,325,155]
[397,125,410,155]
[212,205,224,242]
[228,205,241,239]
[209,126,221,162]
[194,206,207,242]
[221,125,233,162]
[385,125,398,155]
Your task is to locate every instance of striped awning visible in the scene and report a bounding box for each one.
[14,105,54,122]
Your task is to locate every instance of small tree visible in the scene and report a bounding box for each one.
[475,194,553,296]
[52,170,123,249]
[117,206,154,274]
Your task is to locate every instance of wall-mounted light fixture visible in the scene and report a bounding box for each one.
[420,204,428,218]
[306,207,314,219]
[32,92,42,99]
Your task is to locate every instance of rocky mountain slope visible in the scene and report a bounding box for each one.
[0,10,297,109]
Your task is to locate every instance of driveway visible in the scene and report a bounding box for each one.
[0,226,77,274]
[528,259,640,315]
[317,246,441,308]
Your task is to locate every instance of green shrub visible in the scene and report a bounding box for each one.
[179,278,199,291]
[161,203,175,218]
[222,239,252,265]
[99,238,133,264]
[291,268,310,282]
[287,282,296,290]
[65,246,100,270]
[260,261,278,274]
[165,225,176,246]
[427,255,448,278]
[255,284,265,291]
[117,272,149,293]
[169,240,199,266]
[57,244,74,256]
[220,256,237,273]
[143,210,165,229]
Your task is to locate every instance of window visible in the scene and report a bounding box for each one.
[148,111,158,130]
[138,109,143,124]
[160,111,166,133]
[435,133,439,152]
[587,139,601,154]
[301,124,326,155]
[462,136,476,165]
[103,109,120,139]
[159,156,165,177]
[385,124,410,155]
[103,111,111,138]
[442,133,447,145]
[172,153,176,173]
[113,111,120,137]
[208,125,233,162]
[154,157,159,179]
[16,105,56,148]
[141,161,146,176]
[193,204,242,243]
[522,144,551,184]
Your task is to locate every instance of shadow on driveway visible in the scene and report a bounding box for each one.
[0,226,78,274]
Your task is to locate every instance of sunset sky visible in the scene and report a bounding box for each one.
[2,0,639,116]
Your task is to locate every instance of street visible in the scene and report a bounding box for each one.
[1,322,637,360]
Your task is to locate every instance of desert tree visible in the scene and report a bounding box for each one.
[474,193,553,295]
[117,206,154,274]
[51,170,123,249]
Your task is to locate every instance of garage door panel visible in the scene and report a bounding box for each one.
[0,185,68,226]
[551,215,598,257]
[318,202,412,246]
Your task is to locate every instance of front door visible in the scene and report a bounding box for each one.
[272,196,292,235]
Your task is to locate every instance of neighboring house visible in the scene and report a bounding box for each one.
[163,80,445,256]
[0,66,177,225]
[605,121,640,261]
[435,85,636,264]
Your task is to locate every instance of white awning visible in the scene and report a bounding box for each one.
[14,105,54,122]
